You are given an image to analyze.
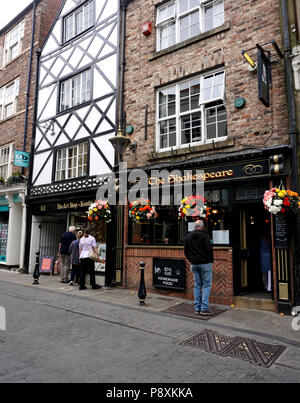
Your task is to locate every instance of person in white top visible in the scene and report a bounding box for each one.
[79,228,101,290]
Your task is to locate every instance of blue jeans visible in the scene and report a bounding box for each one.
[191,263,213,312]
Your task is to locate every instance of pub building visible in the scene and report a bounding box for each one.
[122,146,294,313]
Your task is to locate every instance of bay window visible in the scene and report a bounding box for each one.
[157,71,226,151]
[156,0,224,51]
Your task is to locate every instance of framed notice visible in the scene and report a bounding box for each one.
[39,256,54,274]
[153,258,186,291]
[213,230,230,245]
[95,243,106,274]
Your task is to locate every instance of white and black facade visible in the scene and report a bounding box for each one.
[26,0,126,282]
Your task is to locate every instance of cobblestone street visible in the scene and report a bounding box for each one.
[0,271,299,384]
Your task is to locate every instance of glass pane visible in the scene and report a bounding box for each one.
[179,0,188,14]
[217,121,227,137]
[168,101,176,116]
[207,124,216,140]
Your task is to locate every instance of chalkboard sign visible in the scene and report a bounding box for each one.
[153,258,186,291]
[274,215,289,249]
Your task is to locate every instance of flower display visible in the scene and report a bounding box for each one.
[87,200,112,222]
[129,199,157,223]
[263,187,300,215]
[178,194,210,221]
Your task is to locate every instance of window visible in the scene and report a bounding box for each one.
[0,144,13,180]
[0,78,20,120]
[63,0,95,42]
[2,20,25,65]
[60,70,91,112]
[55,142,88,181]
[156,0,224,51]
[157,71,226,151]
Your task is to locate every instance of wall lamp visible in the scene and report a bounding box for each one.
[109,126,137,163]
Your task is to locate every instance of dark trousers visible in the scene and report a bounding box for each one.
[71,264,81,283]
[80,258,96,288]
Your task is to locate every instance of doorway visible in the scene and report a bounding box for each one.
[233,203,273,298]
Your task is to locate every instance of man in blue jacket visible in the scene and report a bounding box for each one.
[184,220,214,316]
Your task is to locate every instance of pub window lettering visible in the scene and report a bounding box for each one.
[157,71,227,151]
[156,0,224,51]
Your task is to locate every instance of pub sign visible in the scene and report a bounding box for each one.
[153,258,186,291]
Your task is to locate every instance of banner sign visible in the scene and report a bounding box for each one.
[14,151,30,168]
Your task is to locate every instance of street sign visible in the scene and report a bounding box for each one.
[14,151,30,168]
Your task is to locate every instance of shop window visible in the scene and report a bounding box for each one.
[0,78,20,120]
[157,71,226,151]
[2,20,25,66]
[0,213,9,262]
[156,0,224,51]
[205,189,230,245]
[60,69,91,112]
[55,142,88,181]
[63,0,95,43]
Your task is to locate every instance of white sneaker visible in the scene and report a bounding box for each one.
[69,281,74,286]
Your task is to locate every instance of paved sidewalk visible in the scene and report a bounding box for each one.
[0,268,298,345]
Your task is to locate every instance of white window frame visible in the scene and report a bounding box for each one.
[2,20,25,66]
[63,0,95,43]
[0,78,20,120]
[55,142,88,182]
[156,0,224,51]
[60,70,91,112]
[0,144,14,181]
[156,70,226,152]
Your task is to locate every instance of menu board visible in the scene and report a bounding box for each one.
[40,256,54,274]
[274,215,289,249]
[153,258,186,291]
[95,243,106,273]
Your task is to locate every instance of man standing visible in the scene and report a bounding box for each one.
[59,226,77,283]
[184,220,214,315]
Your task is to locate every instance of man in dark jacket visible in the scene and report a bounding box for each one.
[184,220,214,315]
[59,226,76,283]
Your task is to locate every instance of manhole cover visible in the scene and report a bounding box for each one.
[179,329,286,367]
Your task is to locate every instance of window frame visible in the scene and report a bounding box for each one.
[156,70,226,152]
[0,144,14,181]
[59,69,92,113]
[0,78,20,120]
[62,0,95,43]
[156,0,224,52]
[2,20,25,66]
[54,142,89,182]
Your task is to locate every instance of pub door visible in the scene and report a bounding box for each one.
[233,203,273,296]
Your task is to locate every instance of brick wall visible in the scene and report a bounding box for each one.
[0,0,62,172]
[123,0,289,168]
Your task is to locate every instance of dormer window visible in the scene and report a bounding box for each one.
[63,0,95,43]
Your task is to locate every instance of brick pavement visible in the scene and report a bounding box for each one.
[0,270,299,383]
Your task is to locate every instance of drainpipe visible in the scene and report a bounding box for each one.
[281,0,300,306]
[23,0,37,156]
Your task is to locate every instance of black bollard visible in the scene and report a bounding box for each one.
[138,261,147,305]
[33,251,40,285]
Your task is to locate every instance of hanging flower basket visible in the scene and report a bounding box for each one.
[263,187,300,215]
[129,199,157,223]
[88,200,112,223]
[178,194,210,221]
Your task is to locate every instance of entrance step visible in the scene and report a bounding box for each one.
[233,296,276,312]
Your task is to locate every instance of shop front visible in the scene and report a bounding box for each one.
[123,147,294,312]
[27,191,115,285]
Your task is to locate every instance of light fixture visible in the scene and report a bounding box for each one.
[109,125,137,163]
[241,50,256,69]
[250,216,255,225]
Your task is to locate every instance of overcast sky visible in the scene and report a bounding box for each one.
[0,0,33,30]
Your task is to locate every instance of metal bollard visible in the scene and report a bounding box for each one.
[138,261,147,305]
[33,251,40,285]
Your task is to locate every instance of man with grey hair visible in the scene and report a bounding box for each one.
[58,226,77,283]
[184,220,214,315]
